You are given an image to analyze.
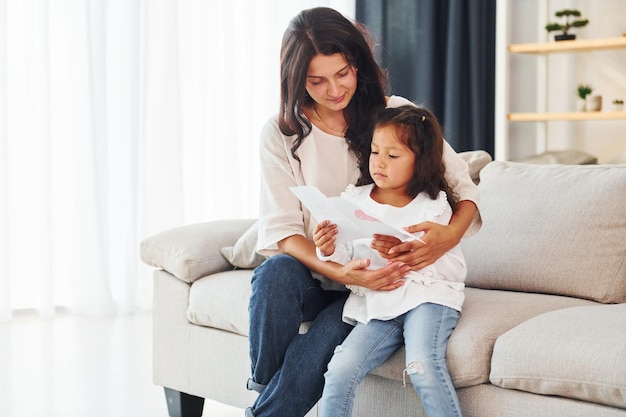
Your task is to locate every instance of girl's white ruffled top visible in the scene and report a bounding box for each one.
[317,184,467,325]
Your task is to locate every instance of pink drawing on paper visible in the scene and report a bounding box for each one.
[354,209,381,222]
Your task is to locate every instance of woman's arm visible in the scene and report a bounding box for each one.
[378,200,477,270]
[278,234,409,290]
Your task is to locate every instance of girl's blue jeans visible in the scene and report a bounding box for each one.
[319,303,462,417]
[247,254,352,417]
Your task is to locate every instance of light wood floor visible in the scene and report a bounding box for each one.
[0,310,244,417]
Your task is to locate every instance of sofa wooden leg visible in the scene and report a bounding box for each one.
[164,387,205,417]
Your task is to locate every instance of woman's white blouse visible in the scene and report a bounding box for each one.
[257,95,480,265]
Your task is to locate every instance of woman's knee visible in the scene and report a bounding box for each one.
[251,254,310,293]
[250,254,327,322]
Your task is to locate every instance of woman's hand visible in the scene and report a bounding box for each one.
[372,221,462,271]
[313,220,338,257]
[338,258,410,291]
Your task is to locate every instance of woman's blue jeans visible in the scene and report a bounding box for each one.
[319,303,462,417]
[247,254,352,417]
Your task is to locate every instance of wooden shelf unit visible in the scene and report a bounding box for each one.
[508,111,626,122]
[508,36,626,54]
[506,37,626,124]
[495,0,626,161]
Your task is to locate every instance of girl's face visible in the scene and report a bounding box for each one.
[369,125,415,194]
[305,53,358,113]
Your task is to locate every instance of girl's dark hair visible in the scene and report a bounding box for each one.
[358,105,458,210]
[278,7,388,160]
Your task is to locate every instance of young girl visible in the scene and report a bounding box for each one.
[315,105,466,417]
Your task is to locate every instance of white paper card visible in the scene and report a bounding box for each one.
[290,186,417,244]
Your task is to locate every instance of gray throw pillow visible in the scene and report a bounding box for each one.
[220,221,266,269]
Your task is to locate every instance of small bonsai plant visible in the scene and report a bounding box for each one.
[576,84,593,111]
[545,9,589,41]
[577,84,593,100]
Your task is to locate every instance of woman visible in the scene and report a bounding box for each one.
[246,7,480,417]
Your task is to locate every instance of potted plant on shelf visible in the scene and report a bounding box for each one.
[613,99,624,111]
[545,9,589,41]
[577,84,592,111]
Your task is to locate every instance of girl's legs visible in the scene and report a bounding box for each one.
[319,319,405,417]
[247,254,352,417]
[403,303,462,417]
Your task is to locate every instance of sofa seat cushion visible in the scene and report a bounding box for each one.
[185,272,598,391]
[187,269,254,336]
[370,287,597,388]
[461,162,626,303]
[490,304,626,409]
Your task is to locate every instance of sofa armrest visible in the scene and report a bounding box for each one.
[140,218,257,283]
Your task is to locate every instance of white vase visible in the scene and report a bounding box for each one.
[614,103,624,111]
[586,95,602,112]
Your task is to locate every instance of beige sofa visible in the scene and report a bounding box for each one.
[140,157,626,417]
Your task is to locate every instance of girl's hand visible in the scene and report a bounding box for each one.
[339,258,410,291]
[370,234,403,260]
[313,220,338,257]
[372,221,461,271]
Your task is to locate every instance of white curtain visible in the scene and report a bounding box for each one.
[0,0,355,320]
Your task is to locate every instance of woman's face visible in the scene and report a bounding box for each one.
[305,53,358,113]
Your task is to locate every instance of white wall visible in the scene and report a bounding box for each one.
[504,0,626,163]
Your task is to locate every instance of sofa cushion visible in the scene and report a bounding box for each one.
[368,287,596,388]
[220,221,266,269]
[461,162,626,303]
[461,150,492,184]
[140,219,256,283]
[186,278,598,387]
[490,304,626,409]
[187,269,253,336]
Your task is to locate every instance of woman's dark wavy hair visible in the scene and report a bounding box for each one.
[278,7,388,160]
[358,105,458,210]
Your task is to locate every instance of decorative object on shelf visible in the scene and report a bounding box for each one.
[586,95,602,112]
[613,99,624,111]
[577,84,593,111]
[545,9,589,41]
